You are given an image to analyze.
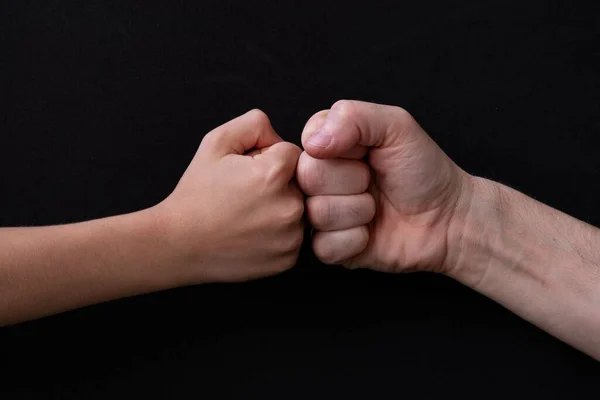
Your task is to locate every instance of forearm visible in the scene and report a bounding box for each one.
[0,209,179,325]
[449,177,600,359]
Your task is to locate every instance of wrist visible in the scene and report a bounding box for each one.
[121,205,186,288]
[444,175,504,285]
[144,201,215,286]
[111,208,189,289]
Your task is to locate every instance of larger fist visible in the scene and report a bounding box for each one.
[156,110,304,284]
[297,100,472,274]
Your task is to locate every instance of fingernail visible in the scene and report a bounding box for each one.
[307,130,332,148]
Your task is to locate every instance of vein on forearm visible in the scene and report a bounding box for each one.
[455,177,600,359]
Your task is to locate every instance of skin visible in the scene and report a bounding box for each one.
[297,102,465,273]
[1,100,599,361]
[298,100,600,360]
[0,109,304,325]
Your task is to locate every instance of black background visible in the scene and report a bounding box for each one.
[1,0,600,398]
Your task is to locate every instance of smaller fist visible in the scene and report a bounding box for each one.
[157,110,304,284]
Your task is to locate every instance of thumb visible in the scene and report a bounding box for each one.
[202,109,282,157]
[302,100,416,159]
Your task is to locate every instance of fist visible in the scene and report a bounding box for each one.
[157,110,304,284]
[296,149,376,267]
[297,100,472,274]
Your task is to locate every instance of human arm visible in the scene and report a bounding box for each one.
[0,110,304,326]
[448,176,600,359]
[297,100,600,360]
[0,211,177,325]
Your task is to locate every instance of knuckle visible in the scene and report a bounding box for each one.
[287,229,305,251]
[277,142,302,166]
[388,106,418,133]
[265,159,288,184]
[331,99,357,121]
[251,163,269,184]
[297,153,324,195]
[393,105,414,122]
[285,142,303,161]
[280,199,304,224]
[247,108,271,127]
[201,129,222,148]
[291,200,306,221]
[263,144,301,184]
